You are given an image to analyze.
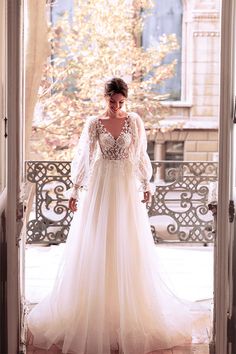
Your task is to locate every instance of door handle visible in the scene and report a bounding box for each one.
[229,200,235,223]
[233,97,236,123]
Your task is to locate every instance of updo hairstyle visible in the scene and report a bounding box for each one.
[104,78,128,98]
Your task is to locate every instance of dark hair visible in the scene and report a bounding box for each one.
[104,77,128,98]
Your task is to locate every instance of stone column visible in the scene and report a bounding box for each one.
[154,142,165,182]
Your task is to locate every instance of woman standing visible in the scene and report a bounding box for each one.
[28,78,196,354]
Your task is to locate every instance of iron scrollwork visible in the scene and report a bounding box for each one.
[25,161,73,244]
[147,161,218,243]
[25,160,218,244]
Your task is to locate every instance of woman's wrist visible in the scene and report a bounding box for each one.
[71,184,83,199]
[73,183,83,190]
[141,180,150,192]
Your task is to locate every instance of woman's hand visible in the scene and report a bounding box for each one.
[69,197,77,212]
[141,191,151,203]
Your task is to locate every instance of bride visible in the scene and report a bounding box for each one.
[27,78,199,354]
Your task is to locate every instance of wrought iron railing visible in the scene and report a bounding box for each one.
[25,160,218,244]
[148,161,217,243]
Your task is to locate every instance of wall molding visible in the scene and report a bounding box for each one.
[193,31,220,37]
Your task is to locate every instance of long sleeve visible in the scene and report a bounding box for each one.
[70,116,98,199]
[130,113,153,193]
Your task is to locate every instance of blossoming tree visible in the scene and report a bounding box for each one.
[32,0,179,159]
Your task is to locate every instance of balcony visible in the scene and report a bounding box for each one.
[25,160,216,354]
[24,160,217,245]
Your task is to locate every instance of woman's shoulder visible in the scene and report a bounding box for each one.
[86,115,98,122]
[128,111,139,118]
[128,112,144,127]
[83,115,99,128]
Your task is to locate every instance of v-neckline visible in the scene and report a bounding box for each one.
[98,115,129,141]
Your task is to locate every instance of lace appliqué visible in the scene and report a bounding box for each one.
[97,117,132,160]
[69,113,153,199]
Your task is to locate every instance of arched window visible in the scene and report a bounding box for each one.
[142,0,183,101]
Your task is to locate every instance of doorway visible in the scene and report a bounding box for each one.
[3,0,234,353]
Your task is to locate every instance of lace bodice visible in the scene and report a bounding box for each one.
[70,113,153,199]
[97,117,132,160]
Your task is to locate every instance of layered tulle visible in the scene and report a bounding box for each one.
[28,158,206,354]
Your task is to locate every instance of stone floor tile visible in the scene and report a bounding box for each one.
[26,345,209,354]
[172,348,191,354]
[27,347,62,354]
[172,344,209,354]
[147,350,174,354]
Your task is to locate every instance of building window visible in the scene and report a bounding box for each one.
[142,0,183,101]
[164,141,184,181]
[147,140,155,161]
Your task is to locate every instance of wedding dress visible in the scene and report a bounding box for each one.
[27,112,207,354]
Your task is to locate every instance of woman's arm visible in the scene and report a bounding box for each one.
[135,114,153,202]
[69,117,97,210]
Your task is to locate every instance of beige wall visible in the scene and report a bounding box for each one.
[155,0,220,160]
[153,129,218,161]
[191,1,220,122]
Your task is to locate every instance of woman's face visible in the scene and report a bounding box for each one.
[106,93,126,114]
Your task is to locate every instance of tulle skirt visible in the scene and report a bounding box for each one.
[27,158,202,354]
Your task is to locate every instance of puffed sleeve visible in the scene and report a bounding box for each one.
[130,113,153,194]
[69,116,98,199]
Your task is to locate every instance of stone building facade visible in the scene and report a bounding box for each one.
[38,0,220,165]
[148,0,220,163]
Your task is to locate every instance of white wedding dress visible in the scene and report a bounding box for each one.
[27,113,208,354]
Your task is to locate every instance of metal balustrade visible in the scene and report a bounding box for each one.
[148,161,217,243]
[25,160,218,244]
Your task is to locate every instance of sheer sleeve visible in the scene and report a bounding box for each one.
[69,116,98,199]
[130,113,153,194]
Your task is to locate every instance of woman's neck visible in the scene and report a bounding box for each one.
[105,110,126,119]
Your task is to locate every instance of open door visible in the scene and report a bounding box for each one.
[215,1,236,353]
[229,1,236,352]
[0,1,8,353]
[10,0,236,353]
[5,1,25,353]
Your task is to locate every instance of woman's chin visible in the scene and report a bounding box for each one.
[111,109,119,114]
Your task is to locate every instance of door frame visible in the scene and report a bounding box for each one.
[6,1,24,353]
[216,0,235,353]
[4,0,236,353]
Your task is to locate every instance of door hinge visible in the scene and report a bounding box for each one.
[229,200,235,223]
[209,340,215,354]
[228,316,234,344]
[4,117,8,138]
[16,202,26,246]
[233,97,236,123]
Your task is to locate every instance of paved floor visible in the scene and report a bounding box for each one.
[25,244,213,354]
[25,244,214,303]
[27,346,209,354]
[27,328,209,353]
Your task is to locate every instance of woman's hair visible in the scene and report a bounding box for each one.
[104,77,128,98]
